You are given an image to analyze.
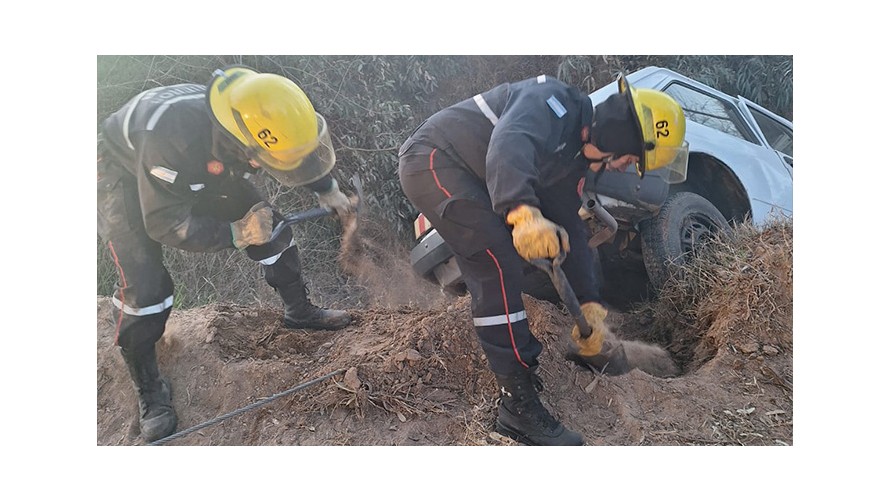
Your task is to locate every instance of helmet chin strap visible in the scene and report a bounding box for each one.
[578,125,613,168]
[575,131,608,205]
[588,155,612,166]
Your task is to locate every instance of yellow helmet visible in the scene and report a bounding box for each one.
[207,66,335,186]
[618,74,689,183]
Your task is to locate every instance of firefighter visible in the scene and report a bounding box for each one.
[97,66,354,442]
[398,74,687,446]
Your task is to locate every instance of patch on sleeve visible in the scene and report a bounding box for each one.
[206,160,225,175]
[546,95,567,118]
[149,166,178,184]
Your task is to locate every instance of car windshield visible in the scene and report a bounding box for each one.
[662,83,753,143]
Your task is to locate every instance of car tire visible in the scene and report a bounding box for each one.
[640,191,730,292]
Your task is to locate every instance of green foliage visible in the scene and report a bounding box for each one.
[96,237,117,297]
[556,55,609,93]
[553,55,793,120]
[661,56,793,120]
[97,55,792,308]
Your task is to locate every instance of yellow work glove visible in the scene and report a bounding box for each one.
[231,202,274,250]
[506,204,570,261]
[571,301,608,356]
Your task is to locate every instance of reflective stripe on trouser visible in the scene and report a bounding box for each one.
[105,233,174,352]
[99,142,174,352]
[399,144,542,374]
[456,240,542,374]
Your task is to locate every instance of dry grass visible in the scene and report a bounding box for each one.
[636,217,793,371]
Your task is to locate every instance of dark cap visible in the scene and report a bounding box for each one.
[592,92,643,157]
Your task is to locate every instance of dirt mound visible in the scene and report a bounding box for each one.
[97,221,792,446]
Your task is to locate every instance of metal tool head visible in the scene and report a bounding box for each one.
[350,173,364,214]
[268,174,365,241]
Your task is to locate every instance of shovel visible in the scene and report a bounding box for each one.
[269,174,364,241]
[529,249,631,375]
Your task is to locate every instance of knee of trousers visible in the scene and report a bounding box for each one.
[461,241,526,316]
[459,244,543,373]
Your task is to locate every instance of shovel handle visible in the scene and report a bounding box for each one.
[282,206,333,224]
[529,250,593,339]
[268,174,365,241]
[270,207,334,241]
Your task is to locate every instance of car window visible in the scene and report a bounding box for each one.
[748,107,793,157]
[662,83,755,144]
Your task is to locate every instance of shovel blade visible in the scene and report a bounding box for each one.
[566,340,631,376]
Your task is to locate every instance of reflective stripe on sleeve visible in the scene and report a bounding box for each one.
[473,310,527,327]
[112,295,173,316]
[473,94,499,126]
[122,89,152,150]
[122,90,204,149]
[146,94,204,131]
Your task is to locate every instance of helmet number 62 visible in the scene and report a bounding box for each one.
[258,129,278,148]
[655,120,670,138]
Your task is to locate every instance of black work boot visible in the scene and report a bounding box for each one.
[120,344,177,443]
[494,369,584,446]
[529,363,545,392]
[277,282,351,330]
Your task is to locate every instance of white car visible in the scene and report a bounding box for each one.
[410,66,793,302]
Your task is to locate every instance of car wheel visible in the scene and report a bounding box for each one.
[640,191,730,292]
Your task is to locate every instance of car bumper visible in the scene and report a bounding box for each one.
[410,230,462,288]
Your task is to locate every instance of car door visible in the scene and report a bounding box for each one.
[738,97,794,178]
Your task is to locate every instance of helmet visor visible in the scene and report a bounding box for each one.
[641,140,689,184]
[235,112,336,187]
[619,79,652,175]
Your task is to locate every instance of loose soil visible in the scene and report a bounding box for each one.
[97,223,793,447]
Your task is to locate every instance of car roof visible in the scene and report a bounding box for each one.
[589,66,790,127]
[590,66,738,104]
